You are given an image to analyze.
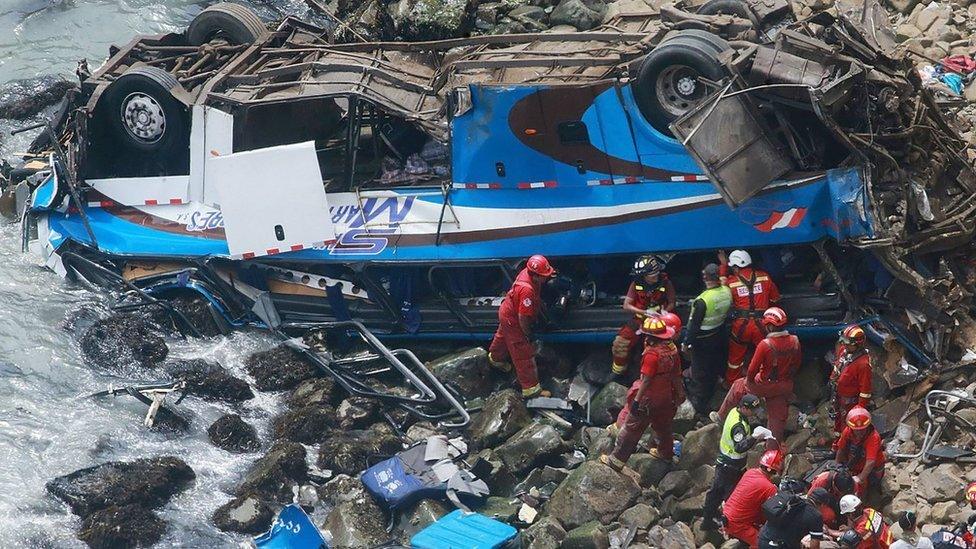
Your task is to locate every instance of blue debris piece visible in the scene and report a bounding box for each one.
[254,504,328,549]
[410,509,518,549]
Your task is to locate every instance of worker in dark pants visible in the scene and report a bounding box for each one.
[682,263,732,416]
[702,394,770,529]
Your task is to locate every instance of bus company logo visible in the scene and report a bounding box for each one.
[328,197,416,255]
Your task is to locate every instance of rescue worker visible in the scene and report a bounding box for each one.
[809,488,844,540]
[702,394,770,529]
[682,263,733,416]
[716,306,800,442]
[758,491,825,549]
[488,254,556,399]
[722,449,785,549]
[890,511,935,549]
[835,406,886,497]
[966,482,976,510]
[719,249,781,384]
[837,494,893,548]
[830,325,873,436]
[808,468,856,530]
[611,255,676,375]
[601,315,683,470]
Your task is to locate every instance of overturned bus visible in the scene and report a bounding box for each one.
[11,1,976,361]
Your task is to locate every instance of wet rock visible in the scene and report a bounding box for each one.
[427,347,492,399]
[166,359,254,403]
[317,426,403,476]
[494,422,565,473]
[336,397,381,430]
[244,345,319,392]
[272,405,337,444]
[319,475,388,548]
[168,294,223,337]
[647,520,696,548]
[677,423,720,471]
[469,389,532,450]
[0,76,76,120]
[589,381,627,427]
[550,0,607,30]
[918,463,966,503]
[237,441,308,503]
[548,460,641,529]
[212,495,274,535]
[79,313,168,370]
[513,465,570,495]
[521,516,567,548]
[47,456,195,517]
[387,0,475,40]
[481,496,520,521]
[288,378,340,408]
[208,414,261,453]
[400,499,450,540]
[77,504,166,549]
[563,520,609,549]
[627,453,673,487]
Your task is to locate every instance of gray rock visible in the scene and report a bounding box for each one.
[399,499,450,540]
[272,405,337,444]
[387,0,475,40]
[165,359,254,403]
[320,476,388,548]
[549,0,607,30]
[917,463,966,503]
[627,453,672,487]
[674,493,706,522]
[427,347,493,399]
[469,389,532,450]
[212,496,274,534]
[563,520,610,549]
[512,465,570,495]
[589,382,627,427]
[578,350,615,386]
[536,344,574,379]
[317,426,402,476]
[481,496,520,521]
[47,456,195,517]
[77,504,166,549]
[244,345,319,392]
[237,441,308,503]
[548,460,641,529]
[288,378,340,408]
[336,397,382,430]
[208,414,261,453]
[620,502,657,529]
[791,361,824,404]
[79,313,168,370]
[660,470,692,497]
[520,516,566,548]
[494,422,565,473]
[677,423,720,471]
[647,520,696,548]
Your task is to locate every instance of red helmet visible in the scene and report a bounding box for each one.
[840,325,866,346]
[966,482,976,503]
[846,406,872,430]
[639,315,675,340]
[526,255,555,277]
[662,311,682,334]
[762,307,788,328]
[759,449,785,473]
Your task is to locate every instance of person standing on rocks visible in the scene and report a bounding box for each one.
[488,254,556,399]
[702,393,769,530]
[610,255,675,375]
[601,315,683,470]
[829,324,873,436]
[722,448,784,549]
[834,407,885,497]
[682,262,732,416]
[719,249,781,384]
[715,306,800,442]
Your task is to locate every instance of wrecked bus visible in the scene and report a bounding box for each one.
[11,2,976,358]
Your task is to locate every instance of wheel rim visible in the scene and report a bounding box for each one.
[655,65,710,119]
[120,92,166,144]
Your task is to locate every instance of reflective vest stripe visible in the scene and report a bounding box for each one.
[719,408,752,460]
[699,286,732,331]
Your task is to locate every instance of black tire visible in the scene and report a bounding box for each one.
[696,0,760,28]
[633,42,726,135]
[101,66,189,155]
[186,3,268,46]
[662,29,731,54]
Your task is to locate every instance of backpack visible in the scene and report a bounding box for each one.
[762,491,805,529]
[930,529,968,549]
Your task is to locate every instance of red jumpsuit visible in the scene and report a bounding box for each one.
[722,467,777,548]
[807,472,844,528]
[717,332,800,441]
[723,266,780,383]
[489,268,543,397]
[835,426,886,497]
[852,508,894,548]
[610,340,683,463]
[611,276,676,373]
[831,346,872,434]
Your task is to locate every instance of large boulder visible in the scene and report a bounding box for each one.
[77,504,167,549]
[548,460,641,529]
[79,314,168,370]
[677,423,720,471]
[589,382,627,427]
[317,426,403,476]
[562,520,609,549]
[494,422,565,473]
[520,516,567,548]
[236,441,308,503]
[400,499,451,540]
[917,463,966,503]
[647,520,696,548]
[469,389,531,450]
[47,456,195,517]
[549,0,607,30]
[208,414,261,453]
[627,453,673,487]
[212,495,274,535]
[165,359,254,403]
[244,345,319,391]
[319,475,388,548]
[272,405,337,444]
[427,347,493,399]
[386,0,476,40]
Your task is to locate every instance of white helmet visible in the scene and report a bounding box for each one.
[839,494,862,515]
[728,250,752,268]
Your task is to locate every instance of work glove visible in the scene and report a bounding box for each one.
[644,307,660,316]
[752,426,774,440]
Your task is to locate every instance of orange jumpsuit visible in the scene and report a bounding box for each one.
[723,266,780,383]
